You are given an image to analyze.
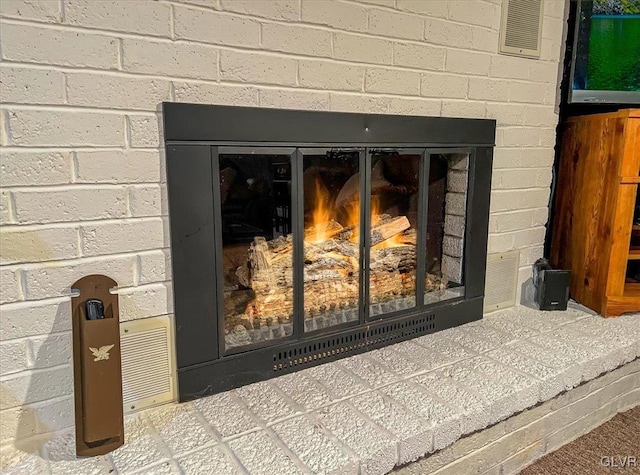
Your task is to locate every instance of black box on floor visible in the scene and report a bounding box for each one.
[533,258,571,311]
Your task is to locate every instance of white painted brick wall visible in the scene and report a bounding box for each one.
[0,0,566,444]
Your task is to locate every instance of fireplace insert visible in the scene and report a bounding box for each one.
[163,103,495,400]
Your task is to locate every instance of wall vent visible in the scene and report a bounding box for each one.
[120,316,175,414]
[484,250,520,313]
[499,0,544,58]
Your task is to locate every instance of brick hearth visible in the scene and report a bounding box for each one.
[2,305,638,474]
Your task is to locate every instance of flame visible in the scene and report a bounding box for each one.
[306,178,408,250]
[372,232,407,250]
[307,178,333,243]
[370,196,406,249]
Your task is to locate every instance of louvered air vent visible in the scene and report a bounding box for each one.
[500,0,544,58]
[484,250,520,313]
[120,316,175,413]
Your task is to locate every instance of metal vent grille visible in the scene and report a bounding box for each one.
[273,314,436,371]
[121,316,175,413]
[500,0,543,58]
[484,250,520,313]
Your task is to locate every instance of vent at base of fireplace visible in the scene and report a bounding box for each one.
[121,316,176,414]
[273,314,436,372]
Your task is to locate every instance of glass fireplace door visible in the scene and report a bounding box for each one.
[300,149,363,332]
[215,148,296,352]
[366,149,424,318]
[423,151,470,305]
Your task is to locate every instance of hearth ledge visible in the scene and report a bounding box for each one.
[2,304,638,475]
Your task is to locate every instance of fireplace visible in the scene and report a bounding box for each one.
[163,104,495,400]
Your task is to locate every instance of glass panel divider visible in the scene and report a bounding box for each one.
[361,149,370,324]
[416,149,429,308]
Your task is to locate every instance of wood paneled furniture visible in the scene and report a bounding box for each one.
[551,109,640,317]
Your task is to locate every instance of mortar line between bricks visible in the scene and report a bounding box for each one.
[0,395,74,422]
[67,150,78,184]
[1,77,510,110]
[1,102,158,115]
[116,38,124,71]
[505,338,587,374]
[133,255,141,287]
[533,323,610,349]
[0,329,73,347]
[163,0,500,41]
[4,288,170,312]
[345,377,438,451]
[169,4,175,41]
[401,345,481,377]
[160,439,220,463]
[428,389,629,475]
[1,246,167,270]
[342,380,435,447]
[1,109,11,146]
[124,186,132,218]
[491,187,555,195]
[482,351,559,383]
[504,377,640,454]
[124,115,132,149]
[0,61,561,100]
[343,396,412,456]
[409,334,479,356]
[128,460,181,475]
[0,244,168,271]
[210,441,251,473]
[0,361,71,383]
[514,327,620,374]
[13,282,171,309]
[458,326,518,349]
[182,403,225,442]
[136,412,184,471]
[58,0,64,23]
[1,182,164,192]
[0,214,167,231]
[410,371,491,417]
[3,189,16,225]
[0,146,133,152]
[0,26,560,84]
[304,365,370,402]
[228,390,311,474]
[144,402,242,473]
[303,408,364,472]
[559,324,632,352]
[253,373,424,435]
[0,295,70,311]
[486,206,552,217]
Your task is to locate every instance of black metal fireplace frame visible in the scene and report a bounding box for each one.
[163,103,495,401]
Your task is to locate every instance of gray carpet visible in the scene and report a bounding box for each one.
[522,406,640,474]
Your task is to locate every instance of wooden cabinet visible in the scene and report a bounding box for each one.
[551,109,640,317]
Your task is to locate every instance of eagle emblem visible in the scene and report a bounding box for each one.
[89,345,114,362]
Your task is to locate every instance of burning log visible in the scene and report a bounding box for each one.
[370,215,411,246]
[304,220,344,242]
[228,214,445,326]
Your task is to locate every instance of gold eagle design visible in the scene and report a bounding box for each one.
[89,345,114,362]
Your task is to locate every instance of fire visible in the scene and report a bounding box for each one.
[370,196,407,250]
[372,232,407,250]
[306,179,408,249]
[307,178,333,243]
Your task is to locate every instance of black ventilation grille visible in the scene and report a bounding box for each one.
[273,314,436,371]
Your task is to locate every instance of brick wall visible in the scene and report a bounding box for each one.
[0,0,567,443]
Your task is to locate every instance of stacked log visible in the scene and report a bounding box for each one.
[237,214,425,323]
